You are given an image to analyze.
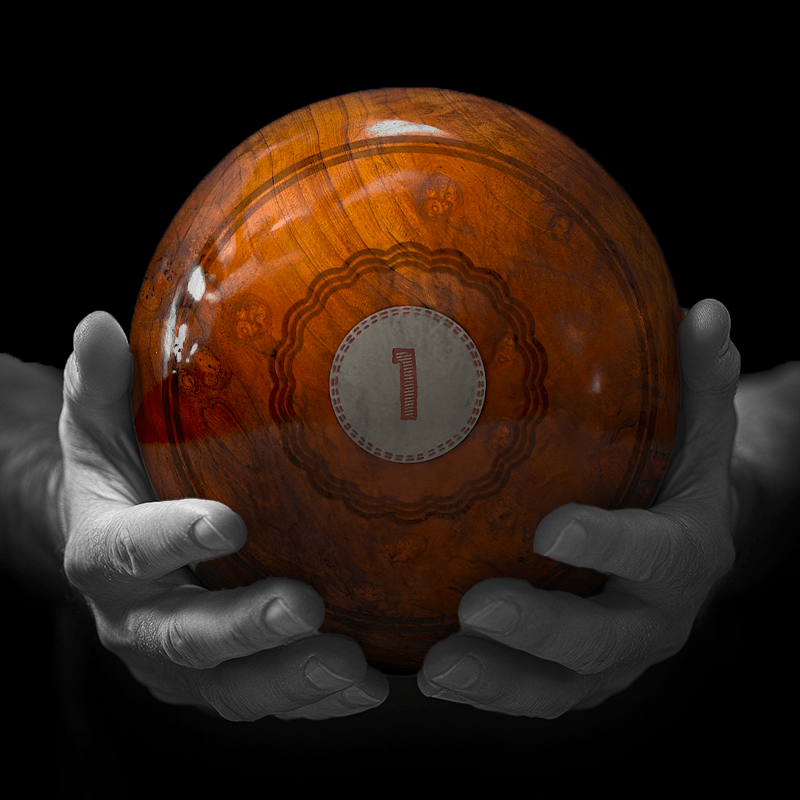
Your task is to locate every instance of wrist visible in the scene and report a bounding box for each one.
[722,364,800,593]
[0,433,66,585]
[732,365,800,515]
[0,356,68,588]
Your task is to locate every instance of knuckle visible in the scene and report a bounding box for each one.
[159,614,206,669]
[673,517,734,593]
[616,529,675,585]
[571,642,616,676]
[62,515,150,591]
[63,520,111,592]
[522,607,564,659]
[574,616,654,676]
[130,608,215,669]
[568,629,618,675]
[641,530,679,584]
[650,511,712,592]
[108,524,142,579]
[93,614,124,655]
[198,677,264,722]
[721,340,742,389]
[128,607,208,670]
[62,540,92,592]
[145,685,186,707]
[130,609,165,660]
[710,533,736,582]
[228,605,272,651]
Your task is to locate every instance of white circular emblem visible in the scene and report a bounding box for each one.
[330,307,486,462]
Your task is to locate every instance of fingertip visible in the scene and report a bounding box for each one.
[685,297,730,329]
[177,498,247,549]
[267,576,327,632]
[459,576,529,610]
[531,503,659,580]
[68,311,132,405]
[274,653,390,719]
[73,310,130,361]
[315,634,369,679]
[189,516,245,553]
[680,299,730,358]
[419,634,501,697]
[532,502,586,558]
[679,298,740,395]
[346,666,390,707]
[290,634,369,689]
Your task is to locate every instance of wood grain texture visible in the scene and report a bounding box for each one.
[130,88,682,673]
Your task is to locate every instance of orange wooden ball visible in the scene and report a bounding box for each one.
[130,88,681,674]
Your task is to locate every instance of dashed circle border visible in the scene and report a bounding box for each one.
[329,306,486,462]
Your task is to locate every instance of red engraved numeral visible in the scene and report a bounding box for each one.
[391,347,418,421]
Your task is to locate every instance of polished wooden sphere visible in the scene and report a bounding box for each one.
[130,88,682,673]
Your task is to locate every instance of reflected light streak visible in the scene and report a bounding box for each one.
[367,120,446,137]
[188,265,206,301]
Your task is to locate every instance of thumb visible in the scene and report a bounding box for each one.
[531,298,741,582]
[534,300,740,582]
[678,298,741,402]
[59,311,155,512]
[63,311,133,411]
[658,297,741,504]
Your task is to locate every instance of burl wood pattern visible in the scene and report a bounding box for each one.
[130,88,682,673]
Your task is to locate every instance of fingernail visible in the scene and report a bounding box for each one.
[341,685,381,707]
[263,598,317,638]
[538,521,586,562]
[431,656,482,690]
[190,517,234,551]
[464,599,519,635]
[304,658,353,691]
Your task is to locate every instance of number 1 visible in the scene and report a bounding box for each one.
[391,347,417,421]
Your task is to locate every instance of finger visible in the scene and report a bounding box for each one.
[129,578,326,669]
[456,577,656,675]
[419,634,587,719]
[531,498,734,594]
[275,666,390,720]
[64,498,248,590]
[530,499,725,590]
[194,635,386,721]
[531,503,673,583]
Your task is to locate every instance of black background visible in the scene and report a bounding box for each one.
[3,21,795,796]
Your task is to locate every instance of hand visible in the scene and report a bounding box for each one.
[57,311,388,720]
[418,298,739,716]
